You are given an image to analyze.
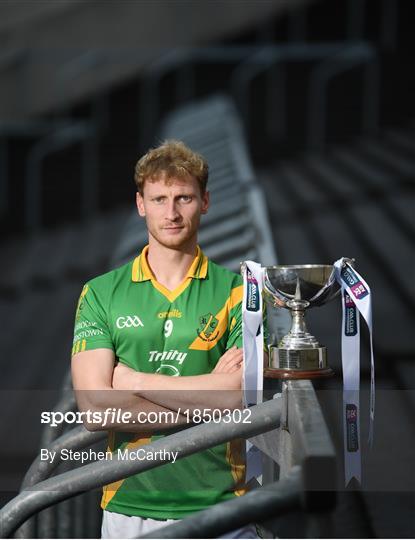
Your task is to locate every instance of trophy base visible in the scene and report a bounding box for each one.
[267,346,334,379]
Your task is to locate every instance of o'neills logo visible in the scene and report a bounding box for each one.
[246,269,260,312]
[344,293,358,337]
[340,266,369,300]
[158,309,182,319]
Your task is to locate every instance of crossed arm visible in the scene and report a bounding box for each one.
[71,346,243,433]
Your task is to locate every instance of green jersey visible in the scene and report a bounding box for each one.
[72,245,247,519]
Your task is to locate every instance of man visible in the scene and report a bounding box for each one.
[71,140,259,538]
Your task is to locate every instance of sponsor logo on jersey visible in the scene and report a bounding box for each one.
[157,309,182,319]
[116,315,144,329]
[74,321,100,332]
[148,350,187,365]
[196,313,219,342]
[155,364,180,376]
[73,323,104,342]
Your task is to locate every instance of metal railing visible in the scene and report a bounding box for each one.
[0,0,400,229]
[0,399,284,538]
[24,121,98,230]
[1,380,336,539]
[0,118,99,228]
[144,378,336,539]
[138,42,379,153]
[307,42,379,149]
[143,467,303,539]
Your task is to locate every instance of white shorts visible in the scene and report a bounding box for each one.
[102,509,261,538]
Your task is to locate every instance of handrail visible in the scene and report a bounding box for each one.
[15,392,81,539]
[142,466,302,539]
[15,428,105,539]
[307,42,379,149]
[0,139,8,215]
[245,380,337,512]
[24,121,97,230]
[139,42,361,150]
[229,42,352,139]
[39,393,77,448]
[42,379,339,539]
[0,119,75,137]
[9,380,337,539]
[0,398,282,538]
[0,118,73,218]
[22,427,105,492]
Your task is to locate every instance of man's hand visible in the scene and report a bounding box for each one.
[212,346,243,374]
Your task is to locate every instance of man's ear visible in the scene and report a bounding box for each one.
[201,190,210,215]
[136,192,146,217]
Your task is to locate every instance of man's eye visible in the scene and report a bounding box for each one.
[180,195,192,202]
[153,197,165,203]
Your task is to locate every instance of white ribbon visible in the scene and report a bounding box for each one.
[334,258,375,486]
[242,261,264,480]
[242,261,264,407]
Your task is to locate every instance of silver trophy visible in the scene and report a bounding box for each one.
[263,262,352,379]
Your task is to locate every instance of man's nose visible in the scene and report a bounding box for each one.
[165,200,180,221]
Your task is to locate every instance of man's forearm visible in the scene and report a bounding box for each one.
[75,388,189,432]
[130,372,242,412]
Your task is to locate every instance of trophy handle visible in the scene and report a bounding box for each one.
[308,257,356,305]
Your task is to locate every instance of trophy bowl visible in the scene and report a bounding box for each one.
[263,264,341,379]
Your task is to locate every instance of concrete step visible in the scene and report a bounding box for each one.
[0,209,129,297]
[358,138,415,178]
[199,213,251,247]
[383,128,415,157]
[263,144,414,355]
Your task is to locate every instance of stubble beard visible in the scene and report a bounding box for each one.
[148,220,200,251]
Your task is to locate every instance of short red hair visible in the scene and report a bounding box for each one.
[134,140,208,195]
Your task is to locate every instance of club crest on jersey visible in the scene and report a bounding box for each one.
[197,313,219,342]
[75,285,89,321]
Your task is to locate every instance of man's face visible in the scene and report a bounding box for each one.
[136,174,209,250]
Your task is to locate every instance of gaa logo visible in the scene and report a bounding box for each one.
[116,315,144,329]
